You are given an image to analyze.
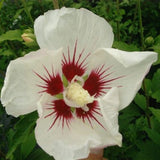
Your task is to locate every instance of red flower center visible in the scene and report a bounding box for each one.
[45,99,73,129]
[35,41,124,130]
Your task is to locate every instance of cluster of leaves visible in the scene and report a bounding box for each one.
[0,0,160,160]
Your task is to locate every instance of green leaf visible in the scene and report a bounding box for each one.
[154,35,160,45]
[72,3,82,8]
[135,141,160,160]
[150,116,160,133]
[119,9,125,16]
[13,8,24,20]
[152,90,160,102]
[134,93,146,111]
[0,29,23,43]
[143,78,152,96]
[1,49,15,56]
[145,128,160,146]
[26,148,54,160]
[152,69,160,92]
[21,132,36,159]
[0,0,4,10]
[151,69,160,102]
[119,103,141,131]
[113,41,139,51]
[149,107,160,123]
[6,112,37,159]
[135,116,148,131]
[152,45,160,65]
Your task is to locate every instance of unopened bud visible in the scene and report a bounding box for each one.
[145,36,154,47]
[21,33,34,43]
[21,29,38,48]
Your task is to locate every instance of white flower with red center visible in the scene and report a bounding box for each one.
[1,7,157,160]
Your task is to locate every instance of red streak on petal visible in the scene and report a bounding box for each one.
[45,100,73,129]
[76,101,105,129]
[62,40,90,82]
[83,65,124,97]
[35,66,63,96]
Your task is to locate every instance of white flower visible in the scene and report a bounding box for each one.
[1,8,157,160]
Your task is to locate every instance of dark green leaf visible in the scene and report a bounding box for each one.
[26,148,54,160]
[151,69,160,92]
[149,107,160,123]
[152,45,160,65]
[143,78,152,96]
[145,128,160,146]
[21,132,36,159]
[6,112,37,159]
[135,141,160,160]
[119,103,141,131]
[151,69,160,101]
[152,90,160,102]
[134,93,146,110]
[154,35,160,45]
[150,117,160,133]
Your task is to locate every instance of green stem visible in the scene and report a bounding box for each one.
[133,1,138,22]
[21,0,34,25]
[38,0,44,12]
[138,0,151,128]
[116,0,120,41]
[53,0,59,9]
[142,81,151,128]
[137,0,144,50]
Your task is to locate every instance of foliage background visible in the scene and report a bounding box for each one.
[0,0,160,160]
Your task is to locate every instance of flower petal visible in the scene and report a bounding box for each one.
[61,40,89,82]
[35,90,122,160]
[83,64,121,97]
[34,8,113,54]
[35,110,101,160]
[35,115,120,160]
[98,87,122,146]
[1,48,63,117]
[88,48,157,110]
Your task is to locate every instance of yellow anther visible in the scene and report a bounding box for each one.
[66,82,94,107]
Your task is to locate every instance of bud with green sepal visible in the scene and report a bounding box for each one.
[21,28,39,48]
[145,36,154,47]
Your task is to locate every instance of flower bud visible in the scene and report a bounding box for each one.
[145,36,154,47]
[21,29,38,48]
[21,33,34,43]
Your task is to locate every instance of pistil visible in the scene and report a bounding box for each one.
[66,82,94,108]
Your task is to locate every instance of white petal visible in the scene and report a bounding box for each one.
[35,111,100,160]
[1,48,63,117]
[89,48,157,110]
[35,92,121,160]
[98,87,122,146]
[36,119,102,160]
[34,8,113,57]
[37,93,55,117]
